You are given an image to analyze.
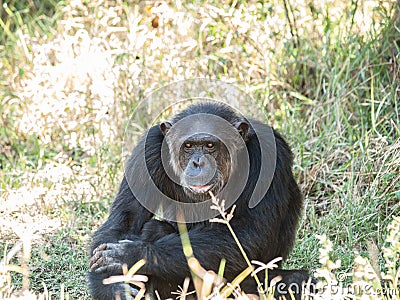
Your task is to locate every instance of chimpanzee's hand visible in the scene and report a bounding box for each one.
[89,240,140,274]
[112,283,140,300]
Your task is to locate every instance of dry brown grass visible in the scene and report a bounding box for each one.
[0,0,399,299]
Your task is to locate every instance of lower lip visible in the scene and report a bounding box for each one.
[189,185,212,193]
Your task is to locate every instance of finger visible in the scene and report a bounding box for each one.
[89,251,103,267]
[95,263,123,274]
[90,256,104,271]
[99,250,121,261]
[90,249,120,269]
[93,243,109,254]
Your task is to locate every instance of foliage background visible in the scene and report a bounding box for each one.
[0,0,399,299]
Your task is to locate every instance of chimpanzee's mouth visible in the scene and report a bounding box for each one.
[189,185,213,194]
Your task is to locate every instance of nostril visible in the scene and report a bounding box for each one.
[192,158,205,168]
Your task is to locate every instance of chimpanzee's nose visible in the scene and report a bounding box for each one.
[193,156,205,168]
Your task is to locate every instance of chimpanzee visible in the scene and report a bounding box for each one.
[88,101,312,299]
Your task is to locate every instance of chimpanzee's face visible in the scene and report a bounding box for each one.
[178,133,230,199]
[159,115,248,202]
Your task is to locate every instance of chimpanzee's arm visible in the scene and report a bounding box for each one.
[90,222,313,299]
[90,221,261,281]
[88,176,154,300]
[90,176,153,253]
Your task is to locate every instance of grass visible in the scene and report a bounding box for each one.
[0,0,399,299]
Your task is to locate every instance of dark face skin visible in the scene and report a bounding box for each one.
[178,133,230,200]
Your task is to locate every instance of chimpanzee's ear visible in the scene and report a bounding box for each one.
[234,121,249,140]
[160,122,172,136]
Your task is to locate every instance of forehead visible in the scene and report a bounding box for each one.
[171,113,230,134]
[165,113,239,148]
[184,133,219,143]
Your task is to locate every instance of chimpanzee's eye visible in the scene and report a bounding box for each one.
[206,143,214,149]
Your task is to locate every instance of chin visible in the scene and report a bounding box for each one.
[188,184,213,194]
[183,180,225,202]
[184,186,211,201]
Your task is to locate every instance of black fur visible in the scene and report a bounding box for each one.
[88,102,310,299]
